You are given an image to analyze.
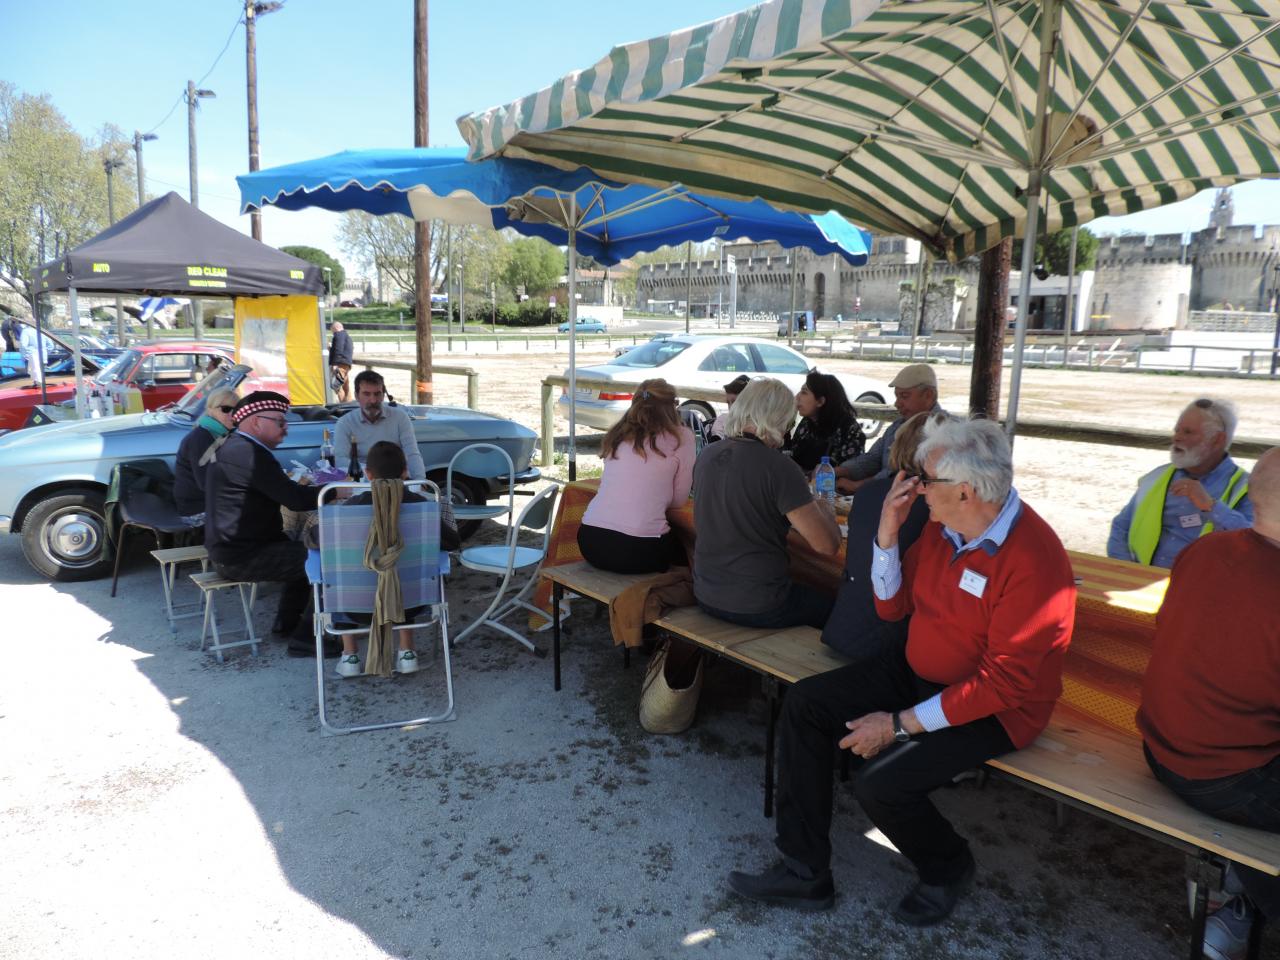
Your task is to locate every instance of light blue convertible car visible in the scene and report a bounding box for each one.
[0,363,540,581]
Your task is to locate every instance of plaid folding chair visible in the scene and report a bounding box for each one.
[309,480,454,735]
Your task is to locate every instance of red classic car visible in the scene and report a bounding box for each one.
[0,341,234,433]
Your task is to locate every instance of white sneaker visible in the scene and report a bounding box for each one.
[335,654,362,678]
[1203,896,1255,960]
[394,650,419,675]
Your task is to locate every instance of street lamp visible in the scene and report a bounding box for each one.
[102,157,128,344]
[132,131,158,207]
[185,83,216,208]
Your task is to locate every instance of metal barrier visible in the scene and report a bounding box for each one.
[539,373,1277,467]
[352,355,480,410]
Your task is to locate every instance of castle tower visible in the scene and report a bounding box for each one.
[1209,188,1234,231]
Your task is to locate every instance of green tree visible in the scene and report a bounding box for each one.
[0,85,132,305]
[338,212,454,301]
[501,236,562,298]
[1012,227,1098,277]
[280,244,345,294]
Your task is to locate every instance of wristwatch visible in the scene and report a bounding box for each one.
[891,711,911,744]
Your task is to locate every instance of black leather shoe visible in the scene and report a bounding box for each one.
[728,861,835,911]
[892,853,976,927]
[271,615,299,637]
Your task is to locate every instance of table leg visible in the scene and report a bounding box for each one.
[623,645,630,670]
[763,677,781,818]
[552,580,563,692]
[1185,853,1223,960]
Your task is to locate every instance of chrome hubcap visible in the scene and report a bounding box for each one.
[45,511,103,566]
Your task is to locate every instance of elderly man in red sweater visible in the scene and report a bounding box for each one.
[1138,446,1280,960]
[729,417,1076,926]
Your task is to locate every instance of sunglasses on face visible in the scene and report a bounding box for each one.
[255,415,288,427]
[215,405,236,414]
[915,473,959,488]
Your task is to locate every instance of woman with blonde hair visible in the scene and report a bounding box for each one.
[173,387,239,521]
[693,378,842,629]
[578,378,695,574]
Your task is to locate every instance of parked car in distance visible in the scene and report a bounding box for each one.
[613,332,672,358]
[0,363,542,582]
[0,340,234,434]
[559,334,891,438]
[557,317,607,334]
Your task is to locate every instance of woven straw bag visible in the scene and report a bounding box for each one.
[639,641,704,734]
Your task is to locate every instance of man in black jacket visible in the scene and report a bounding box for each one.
[329,322,354,402]
[204,391,334,655]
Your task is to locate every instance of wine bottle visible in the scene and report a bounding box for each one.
[348,438,363,481]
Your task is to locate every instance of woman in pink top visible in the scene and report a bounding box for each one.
[578,378,695,574]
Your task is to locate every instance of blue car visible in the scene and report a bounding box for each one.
[0,363,540,581]
[557,317,607,334]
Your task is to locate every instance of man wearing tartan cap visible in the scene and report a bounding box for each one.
[204,391,333,654]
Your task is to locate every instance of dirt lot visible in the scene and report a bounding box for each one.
[372,349,1278,556]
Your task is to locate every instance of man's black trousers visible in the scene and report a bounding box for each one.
[212,539,310,628]
[775,639,1014,886]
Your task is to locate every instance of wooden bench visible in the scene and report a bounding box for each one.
[541,560,1280,957]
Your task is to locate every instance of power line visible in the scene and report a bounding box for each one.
[143,10,244,136]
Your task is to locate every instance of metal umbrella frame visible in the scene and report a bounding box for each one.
[239,148,871,478]
[459,0,1280,437]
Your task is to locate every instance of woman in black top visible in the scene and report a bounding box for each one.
[785,371,865,474]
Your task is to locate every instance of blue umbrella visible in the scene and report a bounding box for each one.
[237,146,871,476]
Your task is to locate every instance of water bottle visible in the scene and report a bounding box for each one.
[814,456,836,509]
[318,428,335,470]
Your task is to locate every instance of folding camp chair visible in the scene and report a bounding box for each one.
[454,484,559,652]
[446,443,515,525]
[309,480,454,735]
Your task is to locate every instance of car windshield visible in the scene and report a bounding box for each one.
[91,350,141,385]
[613,339,691,368]
[169,359,243,420]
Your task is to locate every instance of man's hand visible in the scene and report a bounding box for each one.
[877,470,920,548]
[839,712,895,759]
[1170,477,1214,512]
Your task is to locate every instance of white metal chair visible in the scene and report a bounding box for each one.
[308,480,454,735]
[454,484,560,652]
[445,443,515,525]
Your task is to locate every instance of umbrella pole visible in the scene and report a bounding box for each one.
[69,287,86,420]
[568,195,577,482]
[1006,172,1042,442]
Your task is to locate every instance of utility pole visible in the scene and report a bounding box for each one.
[245,1,282,242]
[185,82,216,209]
[132,130,157,207]
[1063,225,1078,365]
[103,157,127,344]
[412,0,433,403]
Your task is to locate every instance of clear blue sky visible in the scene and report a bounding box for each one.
[7,0,1280,275]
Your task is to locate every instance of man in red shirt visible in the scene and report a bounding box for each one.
[729,418,1076,926]
[1138,446,1280,960]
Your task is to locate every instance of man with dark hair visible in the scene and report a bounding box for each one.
[329,321,354,402]
[204,390,336,656]
[333,370,426,480]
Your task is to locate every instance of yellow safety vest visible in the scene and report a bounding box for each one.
[1128,464,1249,566]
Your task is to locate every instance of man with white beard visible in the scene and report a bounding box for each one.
[1107,398,1253,568]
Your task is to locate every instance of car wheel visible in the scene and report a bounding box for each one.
[21,489,112,581]
[430,472,484,541]
[854,392,888,440]
[678,401,715,435]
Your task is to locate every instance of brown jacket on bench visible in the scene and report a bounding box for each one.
[608,569,696,649]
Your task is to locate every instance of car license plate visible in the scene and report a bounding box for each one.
[575,387,594,398]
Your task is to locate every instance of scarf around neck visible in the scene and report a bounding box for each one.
[197,414,230,438]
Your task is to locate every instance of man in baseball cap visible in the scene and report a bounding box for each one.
[205,391,335,655]
[836,364,943,494]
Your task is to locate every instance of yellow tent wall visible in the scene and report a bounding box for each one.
[233,295,325,405]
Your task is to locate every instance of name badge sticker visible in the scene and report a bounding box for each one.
[1179,513,1203,529]
[959,568,988,598]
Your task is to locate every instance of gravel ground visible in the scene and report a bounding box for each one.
[2,349,1276,959]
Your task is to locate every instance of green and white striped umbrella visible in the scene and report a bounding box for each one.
[461,0,1280,261]
[460,0,1280,433]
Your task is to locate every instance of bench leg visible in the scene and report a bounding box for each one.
[763,677,781,819]
[1247,909,1265,960]
[1186,853,1225,960]
[552,581,563,692]
[623,644,630,670]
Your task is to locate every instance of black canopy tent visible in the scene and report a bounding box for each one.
[32,192,324,413]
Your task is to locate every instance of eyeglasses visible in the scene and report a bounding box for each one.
[255,415,288,427]
[916,473,959,488]
[215,405,236,414]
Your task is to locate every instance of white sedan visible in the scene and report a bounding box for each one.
[558,334,892,437]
